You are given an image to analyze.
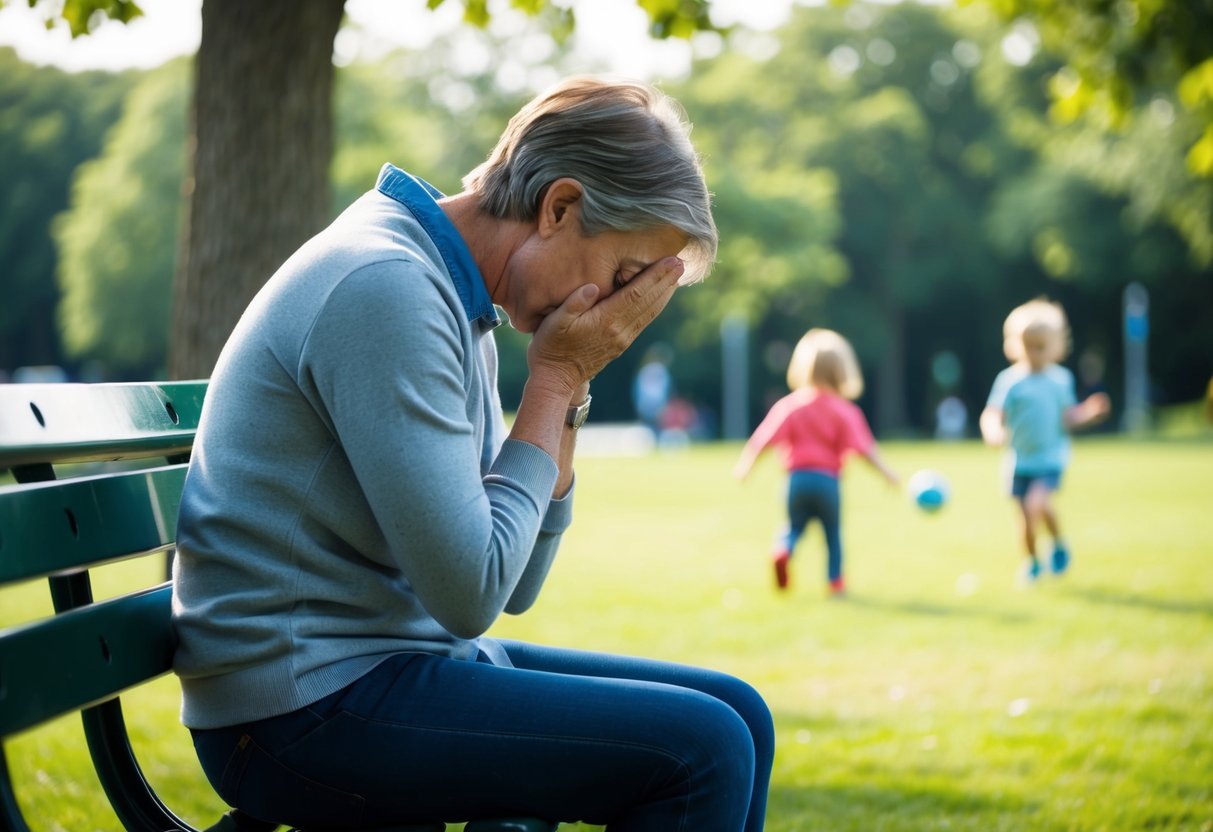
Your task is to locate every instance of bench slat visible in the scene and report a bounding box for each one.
[0,584,175,738]
[0,381,205,469]
[0,465,186,587]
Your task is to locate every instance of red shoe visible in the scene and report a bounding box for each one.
[773,551,790,590]
[829,577,846,597]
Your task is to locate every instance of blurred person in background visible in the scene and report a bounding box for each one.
[981,298,1111,586]
[734,327,899,597]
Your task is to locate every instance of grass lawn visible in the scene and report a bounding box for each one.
[3,437,1211,831]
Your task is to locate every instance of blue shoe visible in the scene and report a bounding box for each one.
[1051,544,1070,575]
[1018,558,1042,588]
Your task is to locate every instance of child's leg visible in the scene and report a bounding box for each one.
[1033,472,1069,573]
[1021,471,1071,578]
[1012,475,1038,558]
[775,471,833,590]
[788,470,841,592]
[1012,474,1043,584]
[1037,489,1061,540]
[818,484,843,590]
[1021,485,1051,555]
[771,522,794,590]
[771,476,814,589]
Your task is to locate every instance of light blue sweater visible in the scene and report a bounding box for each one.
[172,165,573,730]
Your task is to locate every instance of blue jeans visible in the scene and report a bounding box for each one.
[782,469,843,581]
[191,641,773,831]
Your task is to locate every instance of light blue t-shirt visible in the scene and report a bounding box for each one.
[986,364,1077,475]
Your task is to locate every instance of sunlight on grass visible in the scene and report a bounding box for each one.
[3,438,1211,831]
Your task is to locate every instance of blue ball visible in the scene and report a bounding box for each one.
[909,469,950,513]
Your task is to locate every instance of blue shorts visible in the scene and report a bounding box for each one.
[1011,470,1062,499]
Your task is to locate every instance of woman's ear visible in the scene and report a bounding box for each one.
[537,178,583,238]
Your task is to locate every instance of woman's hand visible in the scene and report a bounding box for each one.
[526,256,685,398]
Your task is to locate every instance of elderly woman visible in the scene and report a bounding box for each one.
[172,77,773,831]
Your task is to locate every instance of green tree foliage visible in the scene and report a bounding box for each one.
[0,47,133,373]
[963,0,1213,170]
[963,0,1213,265]
[54,60,187,377]
[7,0,143,35]
[663,2,1210,430]
[332,37,530,208]
[13,0,725,382]
[959,2,1212,407]
[44,33,531,381]
[666,3,1028,431]
[18,2,1212,426]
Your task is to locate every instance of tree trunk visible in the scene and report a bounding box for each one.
[873,298,907,434]
[169,0,345,380]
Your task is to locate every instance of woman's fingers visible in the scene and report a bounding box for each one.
[529,256,685,386]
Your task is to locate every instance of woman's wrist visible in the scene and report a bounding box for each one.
[525,366,588,406]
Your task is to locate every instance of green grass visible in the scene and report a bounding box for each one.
[3,438,1212,831]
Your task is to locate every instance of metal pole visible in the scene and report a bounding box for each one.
[721,312,749,440]
[1122,282,1150,433]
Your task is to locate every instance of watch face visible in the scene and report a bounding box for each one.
[568,395,592,429]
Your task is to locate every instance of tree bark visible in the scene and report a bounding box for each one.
[169,0,346,380]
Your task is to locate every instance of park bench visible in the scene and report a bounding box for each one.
[0,381,556,832]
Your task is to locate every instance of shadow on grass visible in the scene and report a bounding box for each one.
[843,595,1031,623]
[1066,586,1213,617]
[765,779,1034,830]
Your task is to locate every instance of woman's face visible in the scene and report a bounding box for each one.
[496,200,688,334]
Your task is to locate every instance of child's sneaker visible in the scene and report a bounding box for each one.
[773,551,790,590]
[1051,543,1070,576]
[828,577,846,598]
[1018,557,1042,588]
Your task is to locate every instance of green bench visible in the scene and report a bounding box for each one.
[0,381,557,832]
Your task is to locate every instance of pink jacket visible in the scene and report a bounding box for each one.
[744,388,874,475]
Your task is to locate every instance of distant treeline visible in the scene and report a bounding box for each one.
[2,1,1210,434]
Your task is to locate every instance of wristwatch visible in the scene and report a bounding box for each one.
[566,394,592,430]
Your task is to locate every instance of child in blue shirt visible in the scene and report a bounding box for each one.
[980,299,1110,585]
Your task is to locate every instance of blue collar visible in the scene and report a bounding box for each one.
[375,164,499,330]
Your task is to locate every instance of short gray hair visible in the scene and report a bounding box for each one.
[463,76,717,284]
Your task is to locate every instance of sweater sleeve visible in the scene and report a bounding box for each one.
[299,261,559,639]
[505,484,573,614]
[744,396,791,456]
[840,400,875,456]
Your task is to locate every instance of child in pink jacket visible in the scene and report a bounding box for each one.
[735,329,899,595]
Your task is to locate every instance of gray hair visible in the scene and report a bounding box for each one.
[463,76,717,284]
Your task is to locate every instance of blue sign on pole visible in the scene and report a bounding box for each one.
[721,313,749,440]
[1122,282,1150,433]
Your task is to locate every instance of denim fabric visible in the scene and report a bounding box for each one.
[1010,469,1062,499]
[374,164,499,330]
[192,642,773,832]
[782,469,843,581]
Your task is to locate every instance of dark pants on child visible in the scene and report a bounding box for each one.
[191,640,774,832]
[782,468,843,581]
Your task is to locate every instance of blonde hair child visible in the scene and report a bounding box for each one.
[735,328,899,595]
[980,298,1111,584]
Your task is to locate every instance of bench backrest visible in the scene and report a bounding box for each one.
[0,381,207,832]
